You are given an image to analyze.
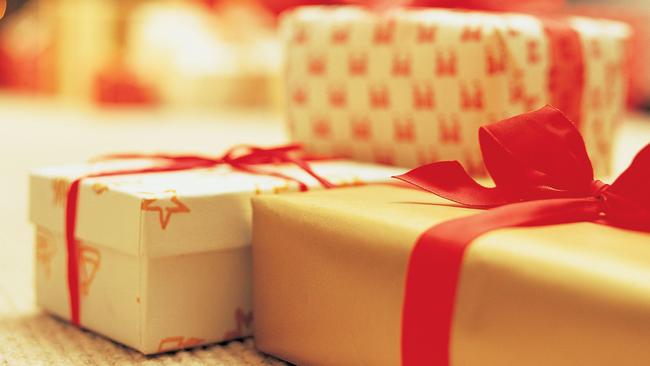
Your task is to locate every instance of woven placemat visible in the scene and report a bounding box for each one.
[0,288,285,365]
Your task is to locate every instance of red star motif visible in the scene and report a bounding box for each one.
[140,190,190,230]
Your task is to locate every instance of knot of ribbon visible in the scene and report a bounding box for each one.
[66,143,333,326]
[97,143,335,191]
[394,105,650,366]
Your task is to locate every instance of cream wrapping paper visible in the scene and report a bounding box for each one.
[282,6,630,176]
[252,185,650,365]
[29,158,403,354]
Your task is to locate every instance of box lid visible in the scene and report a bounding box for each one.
[29,158,403,257]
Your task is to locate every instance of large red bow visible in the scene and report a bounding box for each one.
[66,144,333,326]
[394,105,650,365]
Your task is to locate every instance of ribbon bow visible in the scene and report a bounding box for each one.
[394,105,650,366]
[66,144,333,326]
[396,105,650,232]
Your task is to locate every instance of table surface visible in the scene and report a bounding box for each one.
[1,95,649,365]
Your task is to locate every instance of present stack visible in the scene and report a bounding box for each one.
[29,151,401,354]
[282,6,630,175]
[26,3,650,365]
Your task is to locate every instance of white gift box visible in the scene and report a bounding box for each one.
[282,6,630,176]
[29,157,402,354]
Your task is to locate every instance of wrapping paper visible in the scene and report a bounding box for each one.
[282,6,630,175]
[566,3,650,108]
[29,158,402,354]
[252,185,650,365]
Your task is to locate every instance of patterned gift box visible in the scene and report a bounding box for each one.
[282,6,630,175]
[29,157,401,354]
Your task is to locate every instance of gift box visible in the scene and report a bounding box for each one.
[252,108,650,365]
[29,153,402,354]
[282,6,630,176]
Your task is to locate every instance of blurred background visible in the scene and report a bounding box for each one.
[0,0,648,112]
[0,0,289,110]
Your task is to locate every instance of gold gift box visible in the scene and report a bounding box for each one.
[252,185,650,365]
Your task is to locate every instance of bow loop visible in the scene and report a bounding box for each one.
[609,144,650,206]
[393,161,513,208]
[479,105,594,195]
[599,144,650,231]
[395,106,598,207]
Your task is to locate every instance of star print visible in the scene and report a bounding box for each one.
[36,228,56,278]
[140,190,191,230]
[78,244,101,296]
[157,336,204,353]
[91,183,109,195]
[51,178,70,206]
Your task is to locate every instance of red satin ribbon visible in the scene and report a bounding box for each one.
[543,17,584,129]
[65,144,334,326]
[395,105,650,365]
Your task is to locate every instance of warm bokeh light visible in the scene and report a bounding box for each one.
[0,0,649,365]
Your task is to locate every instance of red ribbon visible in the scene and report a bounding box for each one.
[65,144,334,326]
[395,105,650,365]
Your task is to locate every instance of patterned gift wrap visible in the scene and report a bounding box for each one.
[29,157,401,354]
[282,6,630,175]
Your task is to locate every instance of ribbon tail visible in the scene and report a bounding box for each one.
[284,155,335,189]
[402,196,601,366]
[393,161,511,208]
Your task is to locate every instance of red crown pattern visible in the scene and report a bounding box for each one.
[524,95,540,111]
[308,56,326,75]
[592,117,612,163]
[461,25,482,41]
[417,24,437,43]
[348,53,368,76]
[312,117,331,138]
[373,21,395,44]
[412,83,435,110]
[393,117,416,143]
[590,87,603,110]
[328,87,347,108]
[591,39,602,59]
[292,86,307,105]
[604,62,620,102]
[438,115,461,144]
[459,80,484,111]
[373,147,395,165]
[331,26,350,44]
[527,40,541,64]
[435,49,457,76]
[510,69,524,102]
[507,27,520,37]
[392,54,411,77]
[369,85,390,108]
[351,117,372,140]
[293,27,308,44]
[486,47,506,75]
[285,11,624,175]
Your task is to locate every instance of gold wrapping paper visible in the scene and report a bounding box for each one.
[252,185,650,365]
